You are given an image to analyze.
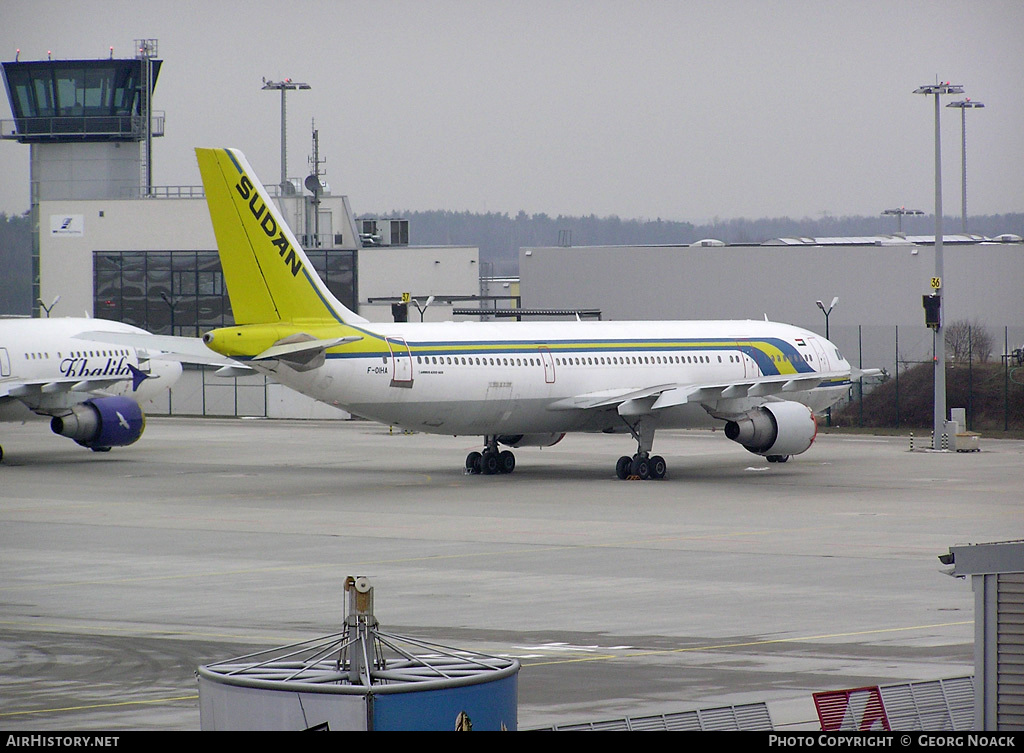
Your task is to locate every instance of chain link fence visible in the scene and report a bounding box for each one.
[833,323,1024,433]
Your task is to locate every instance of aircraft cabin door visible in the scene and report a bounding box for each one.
[539,346,556,383]
[386,337,414,388]
[808,337,831,371]
[735,341,757,378]
[0,347,9,377]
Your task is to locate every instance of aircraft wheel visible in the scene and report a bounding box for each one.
[498,450,516,474]
[481,451,500,475]
[649,455,667,480]
[615,455,632,480]
[630,456,650,480]
[466,451,482,474]
[0,444,4,463]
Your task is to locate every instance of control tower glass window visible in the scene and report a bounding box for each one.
[1,59,161,141]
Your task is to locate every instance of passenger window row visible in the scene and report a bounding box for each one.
[412,352,743,367]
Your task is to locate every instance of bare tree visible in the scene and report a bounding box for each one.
[945,319,994,363]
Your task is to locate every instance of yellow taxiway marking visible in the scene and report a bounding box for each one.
[0,696,197,718]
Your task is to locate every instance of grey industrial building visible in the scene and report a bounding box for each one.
[519,238,1024,380]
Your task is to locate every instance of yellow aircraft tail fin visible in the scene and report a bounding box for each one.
[195,147,366,326]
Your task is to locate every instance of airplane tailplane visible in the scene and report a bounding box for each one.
[195,147,366,326]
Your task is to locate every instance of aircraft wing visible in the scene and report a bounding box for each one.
[252,336,362,365]
[548,372,844,416]
[1,374,129,402]
[546,383,677,411]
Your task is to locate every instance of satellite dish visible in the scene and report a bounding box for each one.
[304,174,321,195]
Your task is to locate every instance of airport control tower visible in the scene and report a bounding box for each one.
[1,40,163,311]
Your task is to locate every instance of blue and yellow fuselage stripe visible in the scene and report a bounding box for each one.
[320,333,818,377]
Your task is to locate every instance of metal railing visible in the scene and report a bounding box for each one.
[0,112,165,140]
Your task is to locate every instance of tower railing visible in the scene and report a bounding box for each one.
[0,112,165,141]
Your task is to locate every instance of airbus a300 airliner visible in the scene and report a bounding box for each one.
[195,147,872,479]
[0,317,182,461]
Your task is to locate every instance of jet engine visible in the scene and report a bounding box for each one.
[723,401,817,458]
[497,433,566,448]
[50,397,146,450]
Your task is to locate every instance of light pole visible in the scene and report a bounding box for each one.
[946,98,985,234]
[411,295,435,322]
[816,297,838,426]
[914,81,963,450]
[262,78,311,190]
[881,207,923,235]
[37,295,60,317]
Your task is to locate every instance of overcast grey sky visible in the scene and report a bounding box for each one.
[2,0,1022,223]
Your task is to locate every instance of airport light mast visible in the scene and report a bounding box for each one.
[816,297,838,426]
[262,78,311,190]
[914,81,963,451]
[946,98,985,234]
[881,207,923,235]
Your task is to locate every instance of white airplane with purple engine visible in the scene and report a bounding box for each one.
[0,317,182,461]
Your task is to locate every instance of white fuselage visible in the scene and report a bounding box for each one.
[0,317,181,421]
[251,318,851,437]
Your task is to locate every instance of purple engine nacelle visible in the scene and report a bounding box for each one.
[50,396,146,450]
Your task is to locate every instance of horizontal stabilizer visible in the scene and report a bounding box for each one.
[252,336,362,362]
[250,335,363,371]
[214,365,257,378]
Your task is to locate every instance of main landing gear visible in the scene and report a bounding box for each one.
[465,436,516,475]
[615,452,667,480]
[615,418,666,480]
